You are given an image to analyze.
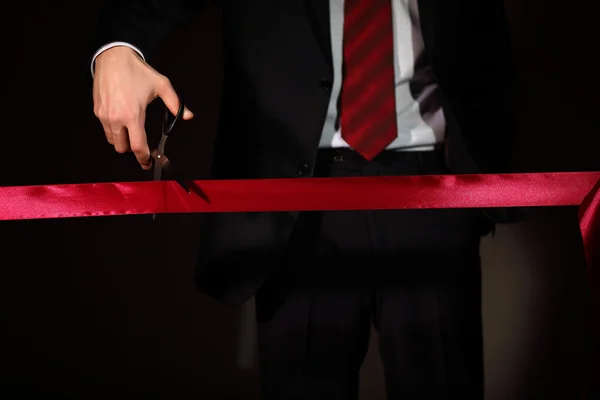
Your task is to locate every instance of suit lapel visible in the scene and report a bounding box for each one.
[304,0,333,68]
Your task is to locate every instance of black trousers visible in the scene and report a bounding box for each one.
[255,149,487,400]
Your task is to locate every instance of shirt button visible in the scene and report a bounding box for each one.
[297,164,311,176]
[319,78,333,91]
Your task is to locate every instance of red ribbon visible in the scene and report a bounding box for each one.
[2,171,600,390]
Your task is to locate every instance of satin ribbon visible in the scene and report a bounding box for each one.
[2,171,598,272]
[2,171,600,392]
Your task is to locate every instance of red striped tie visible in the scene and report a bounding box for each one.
[341,0,397,161]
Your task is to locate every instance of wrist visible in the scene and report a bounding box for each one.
[91,42,146,78]
[96,46,138,64]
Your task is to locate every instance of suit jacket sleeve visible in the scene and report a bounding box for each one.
[91,0,214,61]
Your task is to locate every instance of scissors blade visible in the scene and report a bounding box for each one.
[152,160,162,183]
[162,159,191,194]
[150,149,211,201]
[183,178,210,203]
[164,159,211,202]
[152,133,169,181]
[151,133,170,220]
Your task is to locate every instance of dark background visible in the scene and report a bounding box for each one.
[1,1,599,399]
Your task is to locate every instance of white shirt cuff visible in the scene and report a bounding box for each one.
[90,42,145,78]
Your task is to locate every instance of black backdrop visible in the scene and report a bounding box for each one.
[1,1,599,398]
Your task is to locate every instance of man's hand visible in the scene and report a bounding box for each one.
[92,46,194,169]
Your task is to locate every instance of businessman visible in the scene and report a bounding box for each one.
[91,0,517,398]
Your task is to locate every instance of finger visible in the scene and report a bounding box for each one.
[155,77,194,120]
[183,106,194,120]
[112,125,130,153]
[128,113,152,170]
[100,120,114,144]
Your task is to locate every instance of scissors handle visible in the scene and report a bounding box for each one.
[163,95,185,137]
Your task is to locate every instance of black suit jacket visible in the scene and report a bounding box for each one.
[93,0,521,304]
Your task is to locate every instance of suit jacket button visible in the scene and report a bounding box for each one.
[297,164,311,176]
[319,78,333,91]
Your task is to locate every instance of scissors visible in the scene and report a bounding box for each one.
[151,97,190,193]
[149,96,209,219]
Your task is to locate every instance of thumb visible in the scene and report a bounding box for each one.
[156,77,194,119]
[183,106,194,120]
